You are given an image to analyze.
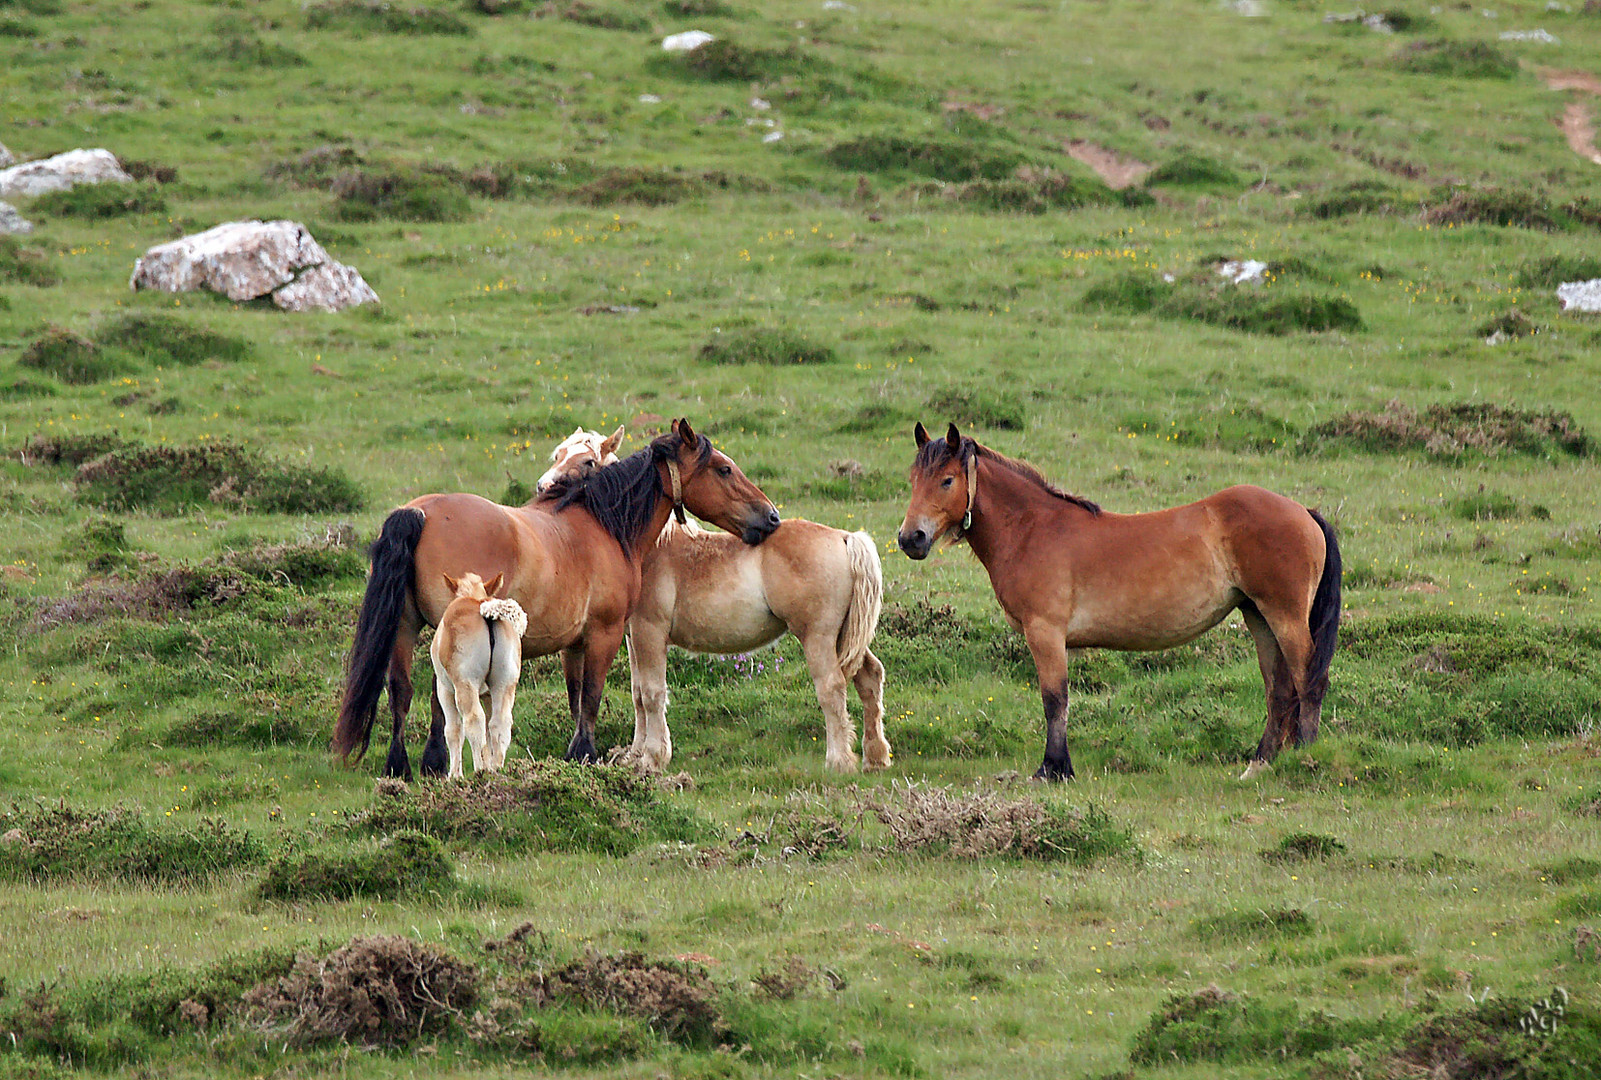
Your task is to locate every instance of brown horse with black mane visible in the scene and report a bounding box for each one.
[898,422,1340,782]
[332,419,779,779]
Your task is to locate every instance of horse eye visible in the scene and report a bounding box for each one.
[941,476,954,489]
[718,465,732,477]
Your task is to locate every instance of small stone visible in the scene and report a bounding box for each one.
[0,200,32,235]
[0,148,131,199]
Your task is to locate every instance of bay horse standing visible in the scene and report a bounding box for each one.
[430,572,526,779]
[897,422,1340,782]
[332,420,779,779]
[539,428,890,774]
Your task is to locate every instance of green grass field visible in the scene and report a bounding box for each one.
[2,0,1601,1076]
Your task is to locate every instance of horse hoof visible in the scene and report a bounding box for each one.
[1033,761,1074,783]
[1240,759,1270,781]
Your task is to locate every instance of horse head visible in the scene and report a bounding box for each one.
[664,417,780,545]
[898,421,973,560]
[537,425,624,493]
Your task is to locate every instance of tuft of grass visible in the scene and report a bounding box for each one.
[662,0,737,14]
[1477,308,1539,341]
[1392,39,1519,79]
[943,168,1140,213]
[70,517,133,574]
[1144,150,1239,190]
[925,386,1026,431]
[304,0,473,35]
[95,314,252,367]
[1260,832,1347,863]
[18,329,134,384]
[865,782,1137,863]
[347,761,715,855]
[1083,272,1362,335]
[1304,401,1592,460]
[253,831,459,903]
[0,801,263,885]
[29,183,166,219]
[559,3,650,31]
[17,431,132,466]
[71,441,364,515]
[824,135,1025,183]
[0,237,60,287]
[1192,907,1315,942]
[1449,489,1520,521]
[1327,996,1601,1080]
[1515,255,1601,288]
[202,25,308,67]
[698,328,836,365]
[1421,187,1580,231]
[662,38,814,83]
[1118,406,1297,453]
[1129,985,1394,1066]
[1542,856,1601,885]
[331,167,472,222]
[1307,180,1406,219]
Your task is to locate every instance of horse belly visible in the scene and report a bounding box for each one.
[1065,587,1239,651]
[668,562,785,654]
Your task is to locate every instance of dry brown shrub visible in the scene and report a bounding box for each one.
[863,780,1131,862]
[751,956,815,1001]
[540,951,724,1042]
[241,935,479,1046]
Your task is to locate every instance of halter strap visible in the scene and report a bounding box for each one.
[665,459,687,524]
[961,451,977,533]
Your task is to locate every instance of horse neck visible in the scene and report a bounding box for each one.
[963,455,1063,571]
[625,462,680,562]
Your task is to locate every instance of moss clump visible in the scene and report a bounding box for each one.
[1192,907,1315,941]
[72,441,364,515]
[946,168,1138,213]
[1130,985,1392,1066]
[303,0,473,35]
[1307,180,1406,219]
[29,182,166,219]
[0,801,263,885]
[347,760,715,855]
[1393,39,1519,79]
[254,832,457,903]
[925,386,1026,431]
[665,38,813,82]
[1304,401,1592,460]
[331,166,471,222]
[698,329,836,365]
[1119,406,1297,453]
[824,135,1025,183]
[1083,272,1363,335]
[18,329,133,384]
[1260,833,1347,863]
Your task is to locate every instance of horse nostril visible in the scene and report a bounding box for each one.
[911,530,926,545]
[766,509,780,529]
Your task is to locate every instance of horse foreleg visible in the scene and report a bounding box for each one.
[855,649,891,771]
[562,646,596,762]
[628,621,672,771]
[1025,623,1075,781]
[569,629,625,764]
[383,638,416,781]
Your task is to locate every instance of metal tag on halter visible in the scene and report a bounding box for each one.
[961,452,977,533]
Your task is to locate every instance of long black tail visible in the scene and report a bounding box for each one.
[332,507,425,763]
[1303,509,1342,711]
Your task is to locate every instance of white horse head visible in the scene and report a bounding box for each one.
[536,425,624,493]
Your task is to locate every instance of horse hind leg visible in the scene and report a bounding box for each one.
[436,672,466,779]
[456,682,488,775]
[420,677,450,779]
[798,628,856,773]
[383,637,417,781]
[853,649,891,771]
[1240,606,1306,780]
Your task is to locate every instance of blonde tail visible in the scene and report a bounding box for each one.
[836,530,883,678]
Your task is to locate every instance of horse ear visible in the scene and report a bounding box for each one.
[677,417,697,446]
[486,572,504,597]
[946,422,962,449]
[914,421,930,448]
[443,573,459,593]
[600,425,624,456]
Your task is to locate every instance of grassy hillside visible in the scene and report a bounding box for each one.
[2,1,1600,1077]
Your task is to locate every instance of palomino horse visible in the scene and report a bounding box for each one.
[332,420,779,779]
[898,422,1340,782]
[430,572,527,779]
[541,428,891,773]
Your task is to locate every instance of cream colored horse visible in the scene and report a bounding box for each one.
[430,572,527,778]
[541,429,891,773]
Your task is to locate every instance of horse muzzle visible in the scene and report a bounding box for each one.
[897,528,933,560]
[741,507,781,545]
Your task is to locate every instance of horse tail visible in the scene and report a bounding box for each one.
[836,530,883,678]
[1302,509,1342,714]
[332,507,425,764]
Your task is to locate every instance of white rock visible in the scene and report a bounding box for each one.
[662,30,715,52]
[1499,28,1558,42]
[822,0,856,9]
[1218,259,1269,285]
[750,97,771,111]
[0,201,32,235]
[130,220,378,312]
[1557,279,1601,313]
[0,143,13,169]
[763,131,785,143]
[0,148,131,199]
[272,261,380,313]
[638,93,663,104]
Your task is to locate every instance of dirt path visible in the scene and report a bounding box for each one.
[1542,69,1601,166]
[1064,140,1151,190]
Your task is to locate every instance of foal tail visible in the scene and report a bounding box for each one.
[1302,509,1342,714]
[837,530,883,678]
[332,507,425,764]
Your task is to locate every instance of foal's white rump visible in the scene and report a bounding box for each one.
[431,586,526,779]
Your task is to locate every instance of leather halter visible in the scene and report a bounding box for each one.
[960,450,977,534]
[665,459,687,524]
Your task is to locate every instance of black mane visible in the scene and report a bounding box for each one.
[914,436,1101,516]
[540,431,714,554]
